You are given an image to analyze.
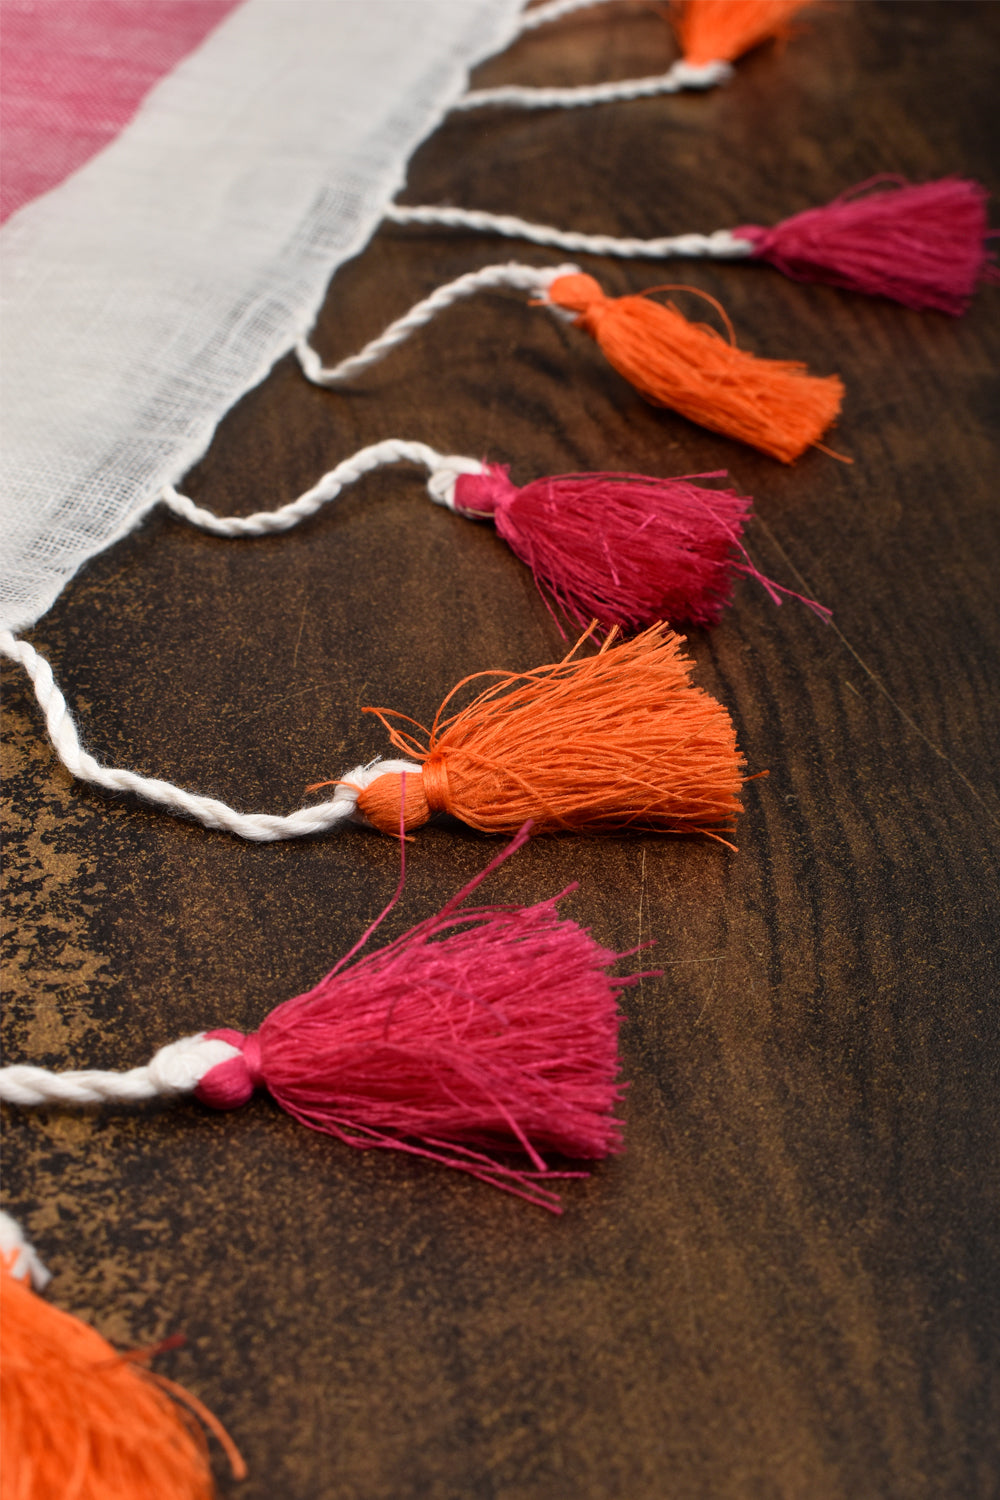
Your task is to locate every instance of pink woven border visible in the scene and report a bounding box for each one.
[1,0,242,222]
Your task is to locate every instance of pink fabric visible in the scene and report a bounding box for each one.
[1,0,241,222]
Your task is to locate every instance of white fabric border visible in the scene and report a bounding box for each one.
[0,0,524,634]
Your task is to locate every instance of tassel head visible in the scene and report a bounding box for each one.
[546,273,843,464]
[738,176,995,315]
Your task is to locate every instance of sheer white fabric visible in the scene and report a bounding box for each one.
[0,0,523,634]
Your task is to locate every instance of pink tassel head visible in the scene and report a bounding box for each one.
[453,465,828,631]
[197,826,642,1211]
[738,176,996,315]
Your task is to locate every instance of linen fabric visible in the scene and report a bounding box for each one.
[0,0,524,634]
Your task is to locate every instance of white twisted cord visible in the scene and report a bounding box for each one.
[455,58,731,111]
[0,1034,239,1107]
[0,1211,51,1289]
[0,629,422,841]
[162,439,486,537]
[425,456,491,510]
[515,0,611,34]
[385,204,756,263]
[296,262,579,387]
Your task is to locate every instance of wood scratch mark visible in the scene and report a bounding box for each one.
[291,600,309,674]
[660,954,725,966]
[695,955,722,1025]
[752,516,1000,829]
[230,684,316,724]
[637,846,646,993]
[673,1230,699,1344]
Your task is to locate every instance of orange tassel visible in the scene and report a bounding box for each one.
[0,1244,245,1500]
[672,0,812,67]
[546,272,843,463]
[353,624,745,844]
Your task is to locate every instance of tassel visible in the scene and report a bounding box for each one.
[387,186,996,316]
[0,831,641,1213]
[452,463,829,630]
[545,272,843,463]
[738,176,996,315]
[673,0,812,66]
[353,624,745,841]
[3,618,742,846]
[196,825,636,1211]
[0,1215,245,1499]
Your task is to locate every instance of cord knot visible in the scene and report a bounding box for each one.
[452,464,519,519]
[353,758,453,834]
[547,272,609,333]
[426,455,487,510]
[195,1029,264,1110]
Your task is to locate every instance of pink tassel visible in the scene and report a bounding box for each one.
[453,465,829,631]
[196,823,643,1211]
[737,176,996,315]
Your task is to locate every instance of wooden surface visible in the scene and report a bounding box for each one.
[2,4,999,1496]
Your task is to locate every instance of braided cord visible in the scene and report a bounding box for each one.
[0,1035,238,1106]
[515,0,611,35]
[162,439,485,537]
[455,59,732,111]
[1,630,421,841]
[385,203,755,263]
[296,262,579,387]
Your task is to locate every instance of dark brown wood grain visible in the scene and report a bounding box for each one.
[2,4,998,1497]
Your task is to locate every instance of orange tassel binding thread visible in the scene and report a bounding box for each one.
[545,273,843,463]
[0,1214,245,1500]
[348,624,746,844]
[672,0,812,67]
